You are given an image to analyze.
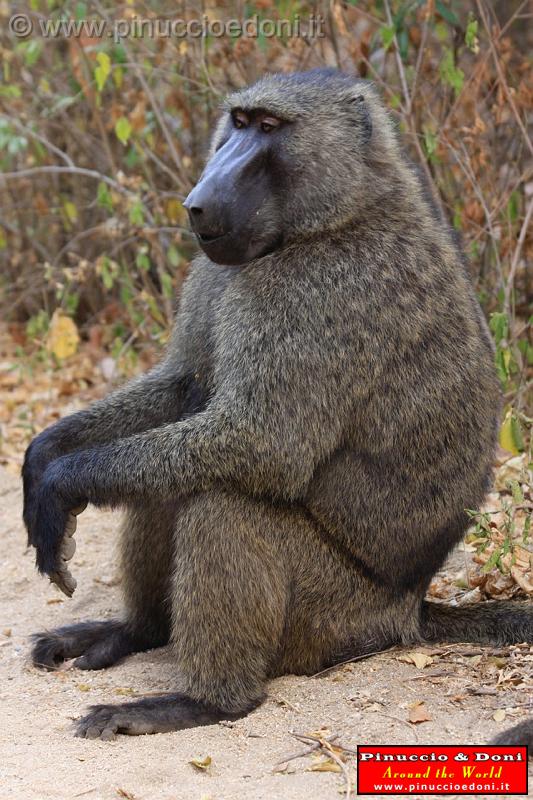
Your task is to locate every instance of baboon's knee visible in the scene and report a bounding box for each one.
[171,491,287,711]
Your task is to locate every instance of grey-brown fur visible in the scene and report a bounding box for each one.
[24,70,532,741]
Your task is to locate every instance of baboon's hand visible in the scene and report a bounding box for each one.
[30,458,87,597]
[22,430,59,543]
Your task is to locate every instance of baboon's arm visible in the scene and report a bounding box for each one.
[30,335,351,575]
[22,361,191,538]
[32,363,189,454]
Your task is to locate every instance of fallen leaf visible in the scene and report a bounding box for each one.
[308,757,342,773]
[308,728,333,739]
[408,701,432,724]
[190,755,212,771]
[115,687,135,696]
[488,656,508,669]
[77,684,91,692]
[398,652,434,669]
[93,574,121,587]
[499,413,521,456]
[494,454,529,491]
[116,790,136,800]
[46,310,79,360]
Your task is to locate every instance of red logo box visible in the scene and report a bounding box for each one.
[357,745,528,795]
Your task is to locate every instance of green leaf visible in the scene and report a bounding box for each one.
[136,245,150,270]
[423,129,438,160]
[26,309,49,340]
[524,342,532,366]
[161,272,173,298]
[506,191,520,223]
[510,414,524,452]
[120,282,133,307]
[125,146,140,169]
[0,85,22,99]
[482,547,502,574]
[499,411,523,455]
[7,135,28,155]
[465,15,479,54]
[63,200,78,224]
[113,66,124,89]
[380,25,396,51]
[389,93,401,109]
[75,2,88,21]
[99,256,115,290]
[97,181,113,212]
[167,244,181,267]
[523,513,531,544]
[19,39,43,67]
[436,1,460,27]
[129,200,145,226]
[489,311,509,345]
[510,480,524,506]
[397,27,409,62]
[439,49,464,95]
[495,347,509,385]
[434,21,449,42]
[64,292,80,315]
[115,116,132,146]
[94,51,111,92]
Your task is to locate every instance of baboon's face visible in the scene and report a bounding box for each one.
[183,108,286,266]
[184,70,379,267]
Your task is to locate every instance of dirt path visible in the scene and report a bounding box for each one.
[0,467,530,800]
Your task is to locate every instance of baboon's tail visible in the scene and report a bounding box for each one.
[421,600,533,751]
[420,600,533,646]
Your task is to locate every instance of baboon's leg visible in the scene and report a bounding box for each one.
[75,491,409,738]
[31,500,176,671]
[75,490,290,737]
[31,620,133,671]
[119,499,177,643]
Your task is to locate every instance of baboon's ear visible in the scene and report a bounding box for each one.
[351,95,372,143]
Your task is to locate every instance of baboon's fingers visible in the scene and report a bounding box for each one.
[60,535,76,561]
[49,566,77,597]
[53,505,83,593]
[64,514,77,537]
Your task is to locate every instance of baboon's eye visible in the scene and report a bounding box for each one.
[260,117,281,133]
[233,111,249,129]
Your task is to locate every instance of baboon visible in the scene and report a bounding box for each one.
[24,69,532,743]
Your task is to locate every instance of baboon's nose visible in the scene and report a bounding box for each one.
[184,187,227,242]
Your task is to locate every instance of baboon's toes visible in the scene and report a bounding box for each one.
[30,631,69,670]
[30,620,136,672]
[73,642,120,671]
[75,703,162,739]
[74,693,234,738]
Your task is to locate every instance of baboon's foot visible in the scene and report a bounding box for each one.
[31,619,161,671]
[75,693,246,740]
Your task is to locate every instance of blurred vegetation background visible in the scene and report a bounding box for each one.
[0,0,531,596]
[0,0,531,423]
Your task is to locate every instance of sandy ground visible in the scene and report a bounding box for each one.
[0,466,531,800]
